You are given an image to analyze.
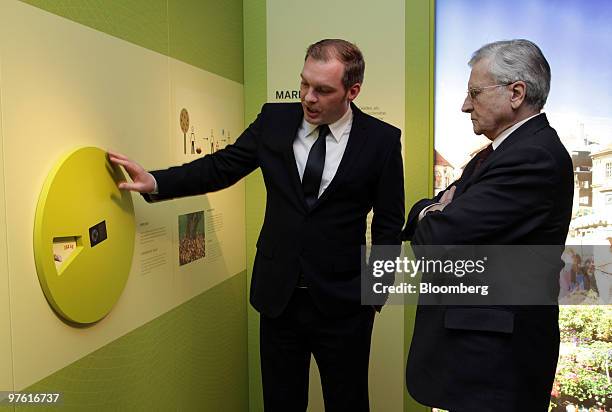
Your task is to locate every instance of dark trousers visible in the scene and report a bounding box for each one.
[260,289,375,412]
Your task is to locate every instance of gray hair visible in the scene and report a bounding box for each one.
[469,39,551,110]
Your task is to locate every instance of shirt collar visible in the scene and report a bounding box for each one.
[492,112,542,150]
[302,106,353,143]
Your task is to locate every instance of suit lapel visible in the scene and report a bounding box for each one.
[309,103,369,211]
[453,155,480,197]
[456,113,550,196]
[276,104,308,211]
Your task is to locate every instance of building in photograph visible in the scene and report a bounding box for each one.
[569,143,612,242]
[434,150,455,195]
[571,149,593,216]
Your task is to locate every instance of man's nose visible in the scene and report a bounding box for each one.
[461,95,473,113]
[303,88,317,103]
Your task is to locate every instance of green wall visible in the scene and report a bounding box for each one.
[5,1,437,410]
[243,0,267,411]
[7,1,249,411]
[0,48,15,396]
[404,1,435,411]
[17,272,247,412]
[20,0,243,83]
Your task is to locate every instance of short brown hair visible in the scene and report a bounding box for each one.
[305,39,365,90]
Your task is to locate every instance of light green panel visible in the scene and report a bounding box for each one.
[1,0,248,409]
[19,0,169,56]
[168,0,244,84]
[246,0,433,410]
[243,0,267,410]
[1,0,171,388]
[404,0,435,411]
[405,1,435,203]
[0,47,15,395]
[18,272,248,412]
[19,0,244,84]
[173,272,248,412]
[263,0,408,410]
[267,1,407,408]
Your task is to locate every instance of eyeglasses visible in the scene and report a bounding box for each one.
[466,83,510,100]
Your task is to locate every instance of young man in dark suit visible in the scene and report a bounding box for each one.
[110,39,405,411]
[403,39,573,411]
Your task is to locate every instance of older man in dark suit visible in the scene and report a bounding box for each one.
[403,39,573,411]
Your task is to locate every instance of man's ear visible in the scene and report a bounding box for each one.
[347,83,361,102]
[510,81,527,109]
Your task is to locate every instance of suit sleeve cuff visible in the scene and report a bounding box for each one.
[418,202,442,220]
[150,175,159,194]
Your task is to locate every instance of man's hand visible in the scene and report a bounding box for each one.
[420,186,456,218]
[108,151,156,193]
[438,185,456,208]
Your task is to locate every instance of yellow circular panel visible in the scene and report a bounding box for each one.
[34,147,135,324]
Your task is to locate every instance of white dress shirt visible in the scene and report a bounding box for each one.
[293,107,353,198]
[491,112,542,150]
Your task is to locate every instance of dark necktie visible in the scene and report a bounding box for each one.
[302,124,329,208]
[474,144,493,171]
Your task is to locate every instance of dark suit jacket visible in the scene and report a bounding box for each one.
[146,102,405,317]
[402,114,573,411]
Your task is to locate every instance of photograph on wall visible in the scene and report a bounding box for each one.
[435,0,612,410]
[178,211,205,266]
